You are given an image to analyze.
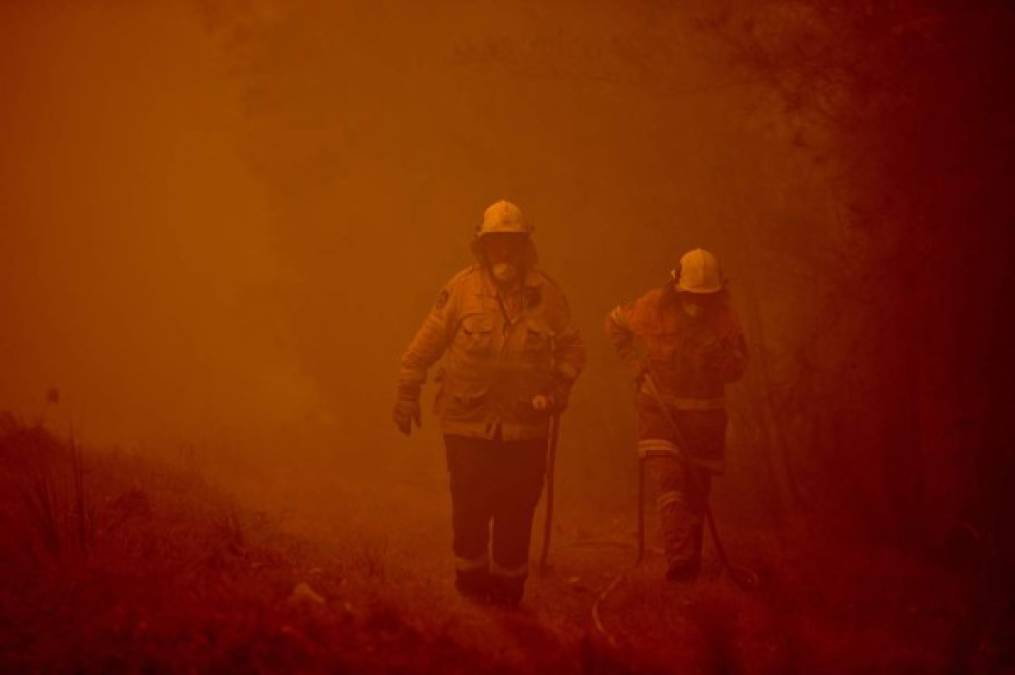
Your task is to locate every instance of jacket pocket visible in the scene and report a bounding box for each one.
[522,318,553,360]
[457,313,495,355]
[443,378,490,417]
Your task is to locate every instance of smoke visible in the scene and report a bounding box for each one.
[0,2,318,447]
[0,1,835,514]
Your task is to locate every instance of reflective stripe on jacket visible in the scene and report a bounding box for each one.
[605,286,747,472]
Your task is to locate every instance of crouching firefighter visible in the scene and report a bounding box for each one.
[605,248,748,582]
[394,200,585,605]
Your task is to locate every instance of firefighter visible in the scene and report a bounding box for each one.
[394,200,585,605]
[605,248,748,581]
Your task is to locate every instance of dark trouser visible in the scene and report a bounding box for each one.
[637,404,725,576]
[444,434,546,605]
[650,456,712,573]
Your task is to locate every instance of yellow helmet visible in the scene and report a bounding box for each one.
[673,248,724,294]
[475,199,532,237]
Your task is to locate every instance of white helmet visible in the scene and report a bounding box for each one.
[673,248,724,294]
[476,199,532,237]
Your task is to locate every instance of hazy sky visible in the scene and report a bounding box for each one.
[0,1,830,470]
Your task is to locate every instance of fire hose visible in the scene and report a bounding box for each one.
[639,372,759,590]
[591,371,758,646]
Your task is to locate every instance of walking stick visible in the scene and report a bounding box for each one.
[539,412,561,573]
[636,456,646,565]
[641,372,759,590]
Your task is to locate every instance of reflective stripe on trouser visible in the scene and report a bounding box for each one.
[490,559,528,579]
[636,400,728,473]
[489,559,529,606]
[455,551,489,573]
[444,434,546,600]
[635,388,726,411]
[638,438,682,460]
[645,448,712,569]
[454,551,490,597]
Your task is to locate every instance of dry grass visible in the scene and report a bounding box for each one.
[0,416,498,674]
[0,414,1009,674]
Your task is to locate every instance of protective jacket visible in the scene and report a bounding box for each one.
[399,265,585,441]
[605,286,748,471]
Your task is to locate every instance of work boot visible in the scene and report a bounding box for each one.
[665,559,701,583]
[487,575,525,608]
[454,569,491,603]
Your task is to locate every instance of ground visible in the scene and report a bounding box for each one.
[0,418,1006,674]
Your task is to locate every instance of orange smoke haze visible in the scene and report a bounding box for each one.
[4,2,1014,671]
[1,1,829,509]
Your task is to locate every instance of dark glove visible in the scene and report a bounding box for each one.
[393,397,421,436]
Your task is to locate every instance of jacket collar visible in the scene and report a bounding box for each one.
[477,266,542,296]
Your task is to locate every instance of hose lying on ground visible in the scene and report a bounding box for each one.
[592,571,626,648]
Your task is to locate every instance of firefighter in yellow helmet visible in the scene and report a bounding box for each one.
[605,248,748,581]
[394,200,585,605]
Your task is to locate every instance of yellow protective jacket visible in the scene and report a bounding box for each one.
[398,265,585,441]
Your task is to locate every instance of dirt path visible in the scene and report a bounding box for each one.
[205,429,989,674]
[215,437,791,674]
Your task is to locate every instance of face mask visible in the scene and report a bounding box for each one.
[681,300,704,319]
[492,262,520,284]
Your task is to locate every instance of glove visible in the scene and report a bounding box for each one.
[531,382,571,413]
[393,397,421,436]
[531,394,560,413]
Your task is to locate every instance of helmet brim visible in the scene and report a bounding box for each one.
[675,282,725,294]
[474,229,530,239]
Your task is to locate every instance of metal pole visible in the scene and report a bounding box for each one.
[636,456,645,565]
[539,413,560,573]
